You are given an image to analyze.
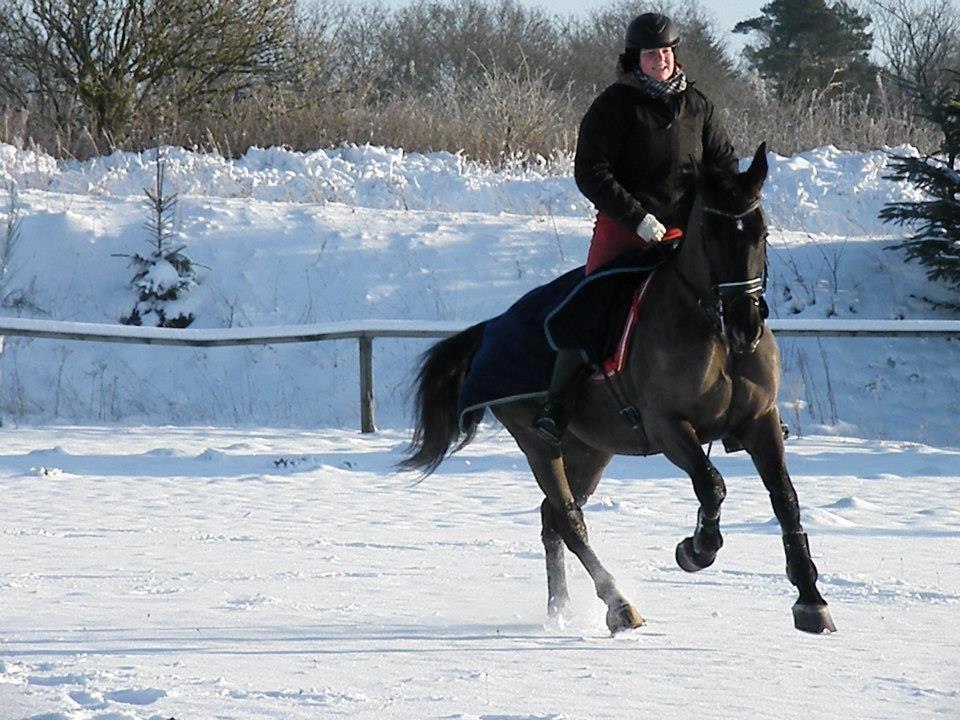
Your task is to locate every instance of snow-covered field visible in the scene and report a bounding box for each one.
[2,426,959,719]
[1,141,959,718]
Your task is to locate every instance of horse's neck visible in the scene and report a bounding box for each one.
[674,201,712,296]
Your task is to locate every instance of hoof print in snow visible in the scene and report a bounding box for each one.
[104,687,167,705]
[31,466,63,477]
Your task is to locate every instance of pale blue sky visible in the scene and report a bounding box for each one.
[375,0,766,55]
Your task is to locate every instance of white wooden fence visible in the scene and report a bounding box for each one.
[2,316,959,432]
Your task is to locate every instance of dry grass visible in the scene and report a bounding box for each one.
[0,0,943,165]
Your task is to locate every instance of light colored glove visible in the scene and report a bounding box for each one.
[636,213,666,243]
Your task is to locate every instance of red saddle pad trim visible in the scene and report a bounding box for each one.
[591,271,657,380]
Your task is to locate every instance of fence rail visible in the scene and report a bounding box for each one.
[2,317,959,432]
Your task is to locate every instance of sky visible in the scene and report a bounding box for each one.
[375,0,767,55]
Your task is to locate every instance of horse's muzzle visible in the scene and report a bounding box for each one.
[726,295,764,354]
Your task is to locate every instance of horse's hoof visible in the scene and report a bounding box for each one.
[675,537,716,573]
[605,603,645,634]
[792,602,837,634]
[547,595,569,619]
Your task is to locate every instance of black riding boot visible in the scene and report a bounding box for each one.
[532,348,589,445]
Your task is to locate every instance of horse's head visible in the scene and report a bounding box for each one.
[698,143,769,354]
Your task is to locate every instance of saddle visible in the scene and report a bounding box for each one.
[457,246,669,426]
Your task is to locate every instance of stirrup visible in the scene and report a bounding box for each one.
[532,405,564,445]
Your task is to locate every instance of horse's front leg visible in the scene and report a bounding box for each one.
[742,409,837,634]
[653,419,727,572]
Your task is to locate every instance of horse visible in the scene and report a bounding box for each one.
[399,143,836,635]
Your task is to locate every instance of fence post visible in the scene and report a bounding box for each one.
[0,335,4,427]
[359,334,375,433]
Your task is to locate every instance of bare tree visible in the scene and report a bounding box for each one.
[0,0,946,160]
[864,0,960,94]
[377,0,556,96]
[0,0,294,148]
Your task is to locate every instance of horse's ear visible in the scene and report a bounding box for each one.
[740,142,768,197]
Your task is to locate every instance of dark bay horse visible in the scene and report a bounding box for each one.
[400,144,836,635]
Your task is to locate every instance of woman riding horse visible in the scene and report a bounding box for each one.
[532,12,738,445]
[402,144,837,635]
[400,13,836,637]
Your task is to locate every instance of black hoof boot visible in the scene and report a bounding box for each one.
[792,602,837,634]
[675,536,717,572]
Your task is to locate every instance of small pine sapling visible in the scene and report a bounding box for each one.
[119,149,198,328]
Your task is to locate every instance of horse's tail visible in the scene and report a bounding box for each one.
[398,322,486,476]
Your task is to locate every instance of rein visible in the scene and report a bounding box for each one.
[600,195,768,450]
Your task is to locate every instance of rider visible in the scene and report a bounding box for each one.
[532,11,738,445]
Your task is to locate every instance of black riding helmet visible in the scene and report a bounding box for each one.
[625,12,680,50]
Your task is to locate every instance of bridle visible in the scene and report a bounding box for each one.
[676,197,768,345]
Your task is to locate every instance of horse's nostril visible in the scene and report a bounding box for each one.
[729,316,764,354]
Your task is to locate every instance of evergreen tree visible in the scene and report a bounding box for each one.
[119,150,198,328]
[734,0,878,94]
[880,80,960,306]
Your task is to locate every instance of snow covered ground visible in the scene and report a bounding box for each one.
[1,426,958,719]
[1,142,959,718]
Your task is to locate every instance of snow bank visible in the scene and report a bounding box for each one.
[0,142,924,228]
[0,141,955,446]
[762,144,927,235]
[1,142,589,217]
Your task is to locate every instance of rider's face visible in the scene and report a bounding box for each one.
[639,46,675,82]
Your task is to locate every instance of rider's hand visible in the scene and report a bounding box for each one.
[636,213,667,243]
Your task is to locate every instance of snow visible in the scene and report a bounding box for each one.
[1,142,958,440]
[1,427,958,719]
[1,141,959,718]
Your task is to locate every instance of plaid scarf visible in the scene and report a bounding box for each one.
[634,69,688,99]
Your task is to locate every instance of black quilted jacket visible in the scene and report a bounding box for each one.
[574,72,737,232]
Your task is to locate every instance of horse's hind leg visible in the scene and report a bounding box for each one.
[540,498,569,617]
[742,409,836,634]
[501,416,640,633]
[652,419,727,572]
[539,459,642,634]
[539,434,611,619]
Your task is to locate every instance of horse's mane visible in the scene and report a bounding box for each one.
[696,143,769,213]
[695,156,764,216]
